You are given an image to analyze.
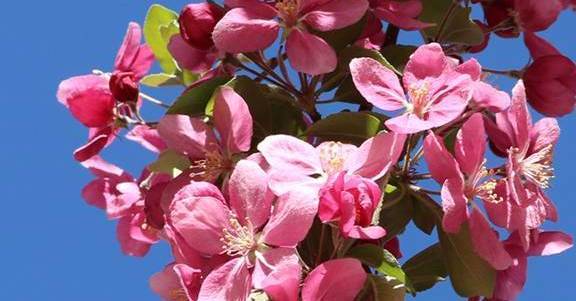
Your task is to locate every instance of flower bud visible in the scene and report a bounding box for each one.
[110,71,139,103]
[178,3,223,50]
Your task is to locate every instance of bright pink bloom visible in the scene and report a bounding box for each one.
[301,258,367,301]
[523,32,576,117]
[125,125,167,153]
[212,0,369,75]
[319,172,385,239]
[424,113,512,270]
[454,59,511,112]
[57,22,154,161]
[370,0,432,30]
[350,43,473,134]
[257,131,406,195]
[150,263,202,301]
[165,160,316,300]
[488,231,573,301]
[157,86,253,182]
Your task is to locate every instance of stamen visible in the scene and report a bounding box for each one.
[220,217,256,257]
[276,0,299,27]
[189,149,227,181]
[407,82,431,118]
[521,144,555,189]
[319,142,346,176]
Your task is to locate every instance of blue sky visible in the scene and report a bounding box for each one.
[0,1,573,300]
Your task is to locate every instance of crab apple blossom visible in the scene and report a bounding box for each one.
[369,0,432,31]
[302,258,367,301]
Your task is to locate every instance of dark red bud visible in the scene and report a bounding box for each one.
[110,71,139,103]
[178,3,224,50]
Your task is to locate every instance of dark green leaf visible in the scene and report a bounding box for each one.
[402,244,447,292]
[167,76,231,115]
[141,73,182,87]
[313,15,367,52]
[380,45,417,73]
[419,0,484,46]
[368,275,406,301]
[305,111,386,145]
[379,183,413,241]
[144,4,180,74]
[411,197,436,235]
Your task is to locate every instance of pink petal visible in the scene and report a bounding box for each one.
[213,6,279,53]
[117,215,151,257]
[385,112,437,134]
[454,58,482,81]
[262,261,302,301]
[515,0,563,33]
[73,126,116,162]
[469,208,513,270]
[372,0,433,30]
[257,135,322,175]
[346,131,406,179]
[302,258,367,301]
[349,57,407,111]
[347,225,387,239]
[268,170,323,196]
[81,180,107,210]
[509,81,532,149]
[125,125,166,153]
[423,131,461,184]
[455,113,486,176]
[524,32,560,59]
[286,29,337,75]
[472,81,511,112]
[440,178,469,233]
[404,43,449,82]
[252,247,299,289]
[81,155,128,178]
[303,0,369,31]
[424,94,469,129]
[262,189,319,247]
[168,35,216,73]
[214,86,253,153]
[198,258,252,301]
[528,231,573,256]
[59,75,115,128]
[57,74,110,108]
[157,115,216,158]
[114,22,154,79]
[228,160,273,229]
[492,246,528,301]
[529,118,559,154]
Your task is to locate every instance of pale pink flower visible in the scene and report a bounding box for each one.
[165,160,316,300]
[157,86,253,182]
[257,131,406,195]
[424,113,512,270]
[319,172,386,239]
[212,0,369,75]
[350,43,473,134]
[301,258,367,301]
[370,0,432,30]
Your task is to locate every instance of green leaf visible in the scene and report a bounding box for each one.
[305,111,386,145]
[419,0,484,46]
[348,244,407,287]
[141,73,182,87]
[167,76,231,115]
[402,244,447,292]
[411,191,496,297]
[144,4,180,74]
[411,197,436,235]
[368,275,406,301]
[379,184,413,241]
[148,150,191,177]
[380,45,417,73]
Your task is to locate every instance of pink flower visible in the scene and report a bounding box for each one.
[424,113,512,270]
[125,125,167,153]
[319,172,386,239]
[454,59,511,112]
[257,131,406,195]
[523,32,576,117]
[212,0,369,75]
[350,43,473,134]
[301,258,367,301]
[57,22,154,161]
[157,86,253,182]
[487,231,573,301]
[165,160,317,300]
[370,0,432,30]
[150,263,202,301]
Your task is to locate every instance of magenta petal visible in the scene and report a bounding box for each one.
[469,208,513,270]
[347,225,387,239]
[286,29,337,75]
[455,113,486,177]
[524,32,560,59]
[214,86,253,153]
[372,0,433,30]
[198,258,252,301]
[228,160,273,229]
[529,118,559,154]
[125,125,167,153]
[440,178,468,233]
[252,248,299,289]
[528,231,573,256]
[347,131,406,179]
[57,74,110,108]
[262,261,301,301]
[302,258,367,301]
[454,58,482,81]
[117,215,151,257]
[303,0,369,31]
[385,112,436,134]
[114,22,154,78]
[404,43,449,81]
[157,114,216,158]
[213,7,279,53]
[168,35,216,73]
[61,75,115,128]
[423,131,461,184]
[262,189,319,247]
[472,81,511,112]
[349,57,407,111]
[425,94,468,129]
[258,135,322,175]
[73,127,116,162]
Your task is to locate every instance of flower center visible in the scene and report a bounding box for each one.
[220,216,256,257]
[520,144,555,189]
[190,149,229,181]
[319,142,347,176]
[407,82,431,119]
[465,161,503,203]
[276,0,300,27]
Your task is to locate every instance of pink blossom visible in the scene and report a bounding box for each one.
[150,263,202,301]
[523,32,576,117]
[165,160,317,300]
[454,59,511,112]
[350,43,473,134]
[424,113,512,270]
[212,0,369,75]
[319,172,386,239]
[257,131,406,195]
[370,0,432,30]
[301,258,367,301]
[157,86,253,182]
[125,125,167,153]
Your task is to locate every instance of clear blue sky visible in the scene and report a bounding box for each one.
[0,1,573,300]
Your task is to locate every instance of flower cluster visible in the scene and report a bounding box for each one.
[57,1,574,300]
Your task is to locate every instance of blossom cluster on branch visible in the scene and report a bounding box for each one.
[57,0,575,300]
